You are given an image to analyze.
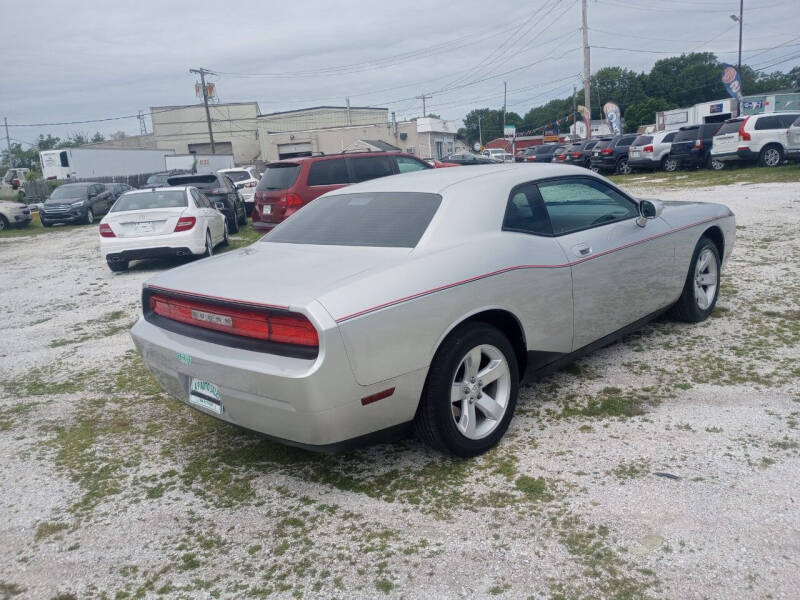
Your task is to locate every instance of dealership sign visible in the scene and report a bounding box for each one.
[721,65,743,102]
[603,102,622,135]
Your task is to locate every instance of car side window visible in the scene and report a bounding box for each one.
[308,159,349,186]
[395,156,431,173]
[778,114,800,128]
[502,184,552,236]
[190,189,204,208]
[754,116,781,130]
[536,178,638,235]
[348,156,396,183]
[662,132,676,143]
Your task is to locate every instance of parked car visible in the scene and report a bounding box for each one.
[441,154,498,166]
[711,112,800,167]
[99,187,228,272]
[627,130,679,172]
[1,168,30,193]
[786,115,800,161]
[40,182,114,226]
[482,148,506,161]
[561,140,601,169]
[131,164,735,456]
[104,182,135,202]
[251,151,434,231]
[589,134,639,174]
[219,166,261,216]
[521,144,565,164]
[141,170,190,190]
[670,124,723,170]
[166,173,247,233]
[0,200,32,230]
[553,146,569,163]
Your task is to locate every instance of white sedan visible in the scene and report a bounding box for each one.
[219,167,261,216]
[98,186,228,272]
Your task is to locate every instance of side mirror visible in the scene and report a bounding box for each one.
[636,198,663,227]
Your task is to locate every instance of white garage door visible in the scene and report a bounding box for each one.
[278,142,312,159]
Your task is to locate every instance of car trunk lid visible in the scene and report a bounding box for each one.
[105,207,187,237]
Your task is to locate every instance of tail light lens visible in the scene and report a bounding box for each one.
[148,293,318,348]
[739,117,751,141]
[174,217,196,232]
[601,147,613,155]
[99,223,115,237]
[281,193,303,207]
[694,139,703,149]
[570,151,583,158]
[643,145,654,153]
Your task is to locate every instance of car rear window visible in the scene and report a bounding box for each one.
[265,192,442,248]
[257,163,301,191]
[308,158,349,186]
[716,119,744,135]
[632,135,652,146]
[111,190,187,212]
[222,170,251,182]
[167,175,218,189]
[615,136,637,147]
[674,127,700,142]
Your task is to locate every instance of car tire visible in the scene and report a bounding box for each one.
[202,230,213,258]
[107,258,129,272]
[84,209,94,225]
[0,215,8,231]
[669,236,721,323]
[41,218,53,227]
[238,204,247,225]
[616,157,632,175]
[707,154,725,170]
[221,221,230,246]
[759,144,783,167]
[227,214,239,234]
[414,322,519,458]
[662,155,678,172]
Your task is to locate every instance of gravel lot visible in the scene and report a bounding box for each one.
[1,181,798,599]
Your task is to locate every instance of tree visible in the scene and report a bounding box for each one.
[623,98,674,133]
[36,134,61,150]
[90,132,105,143]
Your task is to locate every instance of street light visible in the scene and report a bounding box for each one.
[729,1,743,76]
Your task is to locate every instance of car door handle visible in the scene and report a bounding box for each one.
[573,243,592,257]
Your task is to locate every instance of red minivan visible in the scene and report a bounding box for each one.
[252,152,438,231]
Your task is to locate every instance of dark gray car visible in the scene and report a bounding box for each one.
[166,173,247,232]
[40,182,113,226]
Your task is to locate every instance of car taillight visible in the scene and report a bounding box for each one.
[99,223,115,237]
[601,147,613,155]
[174,217,196,232]
[570,151,583,158]
[281,193,303,207]
[643,145,654,153]
[694,139,703,149]
[739,117,751,141]
[148,293,318,347]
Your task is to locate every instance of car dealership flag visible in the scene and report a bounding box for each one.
[577,105,591,138]
[603,102,622,135]
[721,64,743,102]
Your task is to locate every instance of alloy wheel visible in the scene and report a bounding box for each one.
[693,248,718,310]
[663,157,678,172]
[450,344,511,440]
[86,209,94,224]
[618,159,631,175]
[763,148,781,167]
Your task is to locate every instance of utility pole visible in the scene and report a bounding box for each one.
[502,81,507,139]
[737,1,743,77]
[416,93,432,117]
[190,67,216,154]
[137,110,148,135]
[581,0,592,139]
[477,115,482,147]
[346,97,352,125]
[572,85,577,137]
[3,117,12,167]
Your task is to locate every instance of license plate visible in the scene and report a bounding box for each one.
[189,378,224,414]
[136,221,154,233]
[630,151,640,158]
[593,151,599,156]
[263,205,272,215]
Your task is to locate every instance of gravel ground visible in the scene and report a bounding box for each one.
[1,181,798,600]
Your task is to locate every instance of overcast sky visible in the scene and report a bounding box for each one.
[2,0,798,144]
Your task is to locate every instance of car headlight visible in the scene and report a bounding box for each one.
[71,200,85,207]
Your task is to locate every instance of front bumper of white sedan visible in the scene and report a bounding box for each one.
[100,227,207,262]
[129,302,426,451]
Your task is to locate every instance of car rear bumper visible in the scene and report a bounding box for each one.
[711,148,758,162]
[589,156,618,171]
[130,314,425,450]
[100,228,206,260]
[627,157,660,169]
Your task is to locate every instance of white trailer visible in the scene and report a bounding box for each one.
[164,154,235,174]
[39,148,175,180]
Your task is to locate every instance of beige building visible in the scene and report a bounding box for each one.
[149,102,261,164]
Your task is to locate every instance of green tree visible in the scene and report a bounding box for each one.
[623,98,675,132]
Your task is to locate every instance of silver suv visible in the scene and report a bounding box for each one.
[627,130,679,172]
[0,200,32,231]
[712,112,800,167]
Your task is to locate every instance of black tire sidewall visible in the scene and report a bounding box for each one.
[0,215,8,230]
[680,238,721,322]
[422,323,519,457]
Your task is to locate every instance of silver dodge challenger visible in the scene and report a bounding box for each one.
[131,164,735,457]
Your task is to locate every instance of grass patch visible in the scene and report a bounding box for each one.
[0,211,84,239]
[609,163,799,188]
[218,222,263,253]
[34,521,69,541]
[559,386,646,419]
[0,582,26,598]
[515,475,553,502]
